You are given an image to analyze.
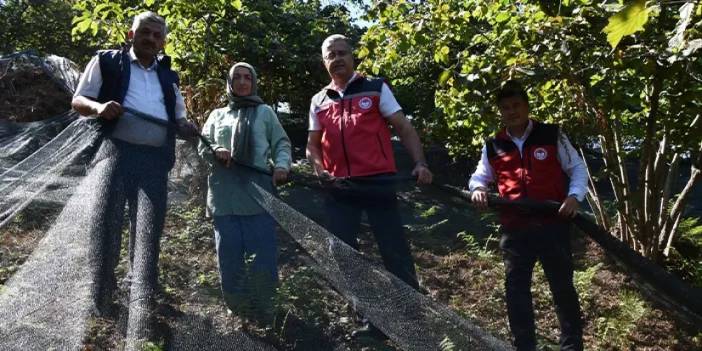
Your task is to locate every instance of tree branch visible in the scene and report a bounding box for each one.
[581,148,611,230]
[662,150,702,255]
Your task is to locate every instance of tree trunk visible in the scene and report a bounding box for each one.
[662,161,702,256]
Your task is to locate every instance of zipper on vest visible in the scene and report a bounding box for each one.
[519,144,528,197]
[339,97,352,176]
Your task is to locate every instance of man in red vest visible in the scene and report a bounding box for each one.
[306,34,432,338]
[469,80,587,351]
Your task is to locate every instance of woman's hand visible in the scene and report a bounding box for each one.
[215,148,231,167]
[272,168,289,186]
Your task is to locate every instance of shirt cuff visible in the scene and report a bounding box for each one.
[468,180,489,192]
[568,192,586,202]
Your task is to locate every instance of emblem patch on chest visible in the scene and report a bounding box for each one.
[358,97,373,110]
[533,147,548,160]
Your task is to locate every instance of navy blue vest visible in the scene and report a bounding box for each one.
[95,49,179,169]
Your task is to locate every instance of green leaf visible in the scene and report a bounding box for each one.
[590,73,604,87]
[434,45,450,64]
[231,0,242,11]
[76,18,92,33]
[438,69,451,86]
[90,21,99,36]
[495,12,510,23]
[602,0,650,49]
[472,6,484,19]
[357,46,370,59]
[92,3,110,15]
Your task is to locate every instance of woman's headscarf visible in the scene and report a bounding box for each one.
[227,62,264,165]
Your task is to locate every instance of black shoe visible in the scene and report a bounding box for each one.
[351,323,387,340]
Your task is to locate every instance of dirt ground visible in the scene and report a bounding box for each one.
[2,50,701,349]
[0,55,72,122]
[2,169,701,350]
[150,176,702,350]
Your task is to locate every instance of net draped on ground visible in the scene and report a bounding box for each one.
[0,52,511,350]
[0,125,512,350]
[248,183,512,351]
[0,142,121,349]
[0,120,511,350]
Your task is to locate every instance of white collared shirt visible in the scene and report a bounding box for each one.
[308,72,402,131]
[468,120,589,202]
[74,48,186,121]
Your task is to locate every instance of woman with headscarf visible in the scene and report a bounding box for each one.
[198,62,291,321]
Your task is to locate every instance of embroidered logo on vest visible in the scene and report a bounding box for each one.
[533,147,548,160]
[359,96,373,110]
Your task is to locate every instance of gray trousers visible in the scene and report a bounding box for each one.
[92,138,170,348]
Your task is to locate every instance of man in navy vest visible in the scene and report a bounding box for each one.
[307,34,433,339]
[72,11,196,348]
[469,80,587,351]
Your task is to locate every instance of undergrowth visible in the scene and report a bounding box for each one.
[594,290,648,349]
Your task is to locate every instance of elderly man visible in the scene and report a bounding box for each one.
[72,11,196,348]
[306,34,433,338]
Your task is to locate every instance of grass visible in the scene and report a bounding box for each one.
[667,217,702,288]
[140,341,166,351]
[0,207,54,285]
[429,212,695,351]
[573,263,602,312]
[594,290,648,349]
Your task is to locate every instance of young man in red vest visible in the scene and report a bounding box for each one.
[306,34,432,338]
[469,80,587,351]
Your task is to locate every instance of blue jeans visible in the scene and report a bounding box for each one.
[213,213,278,312]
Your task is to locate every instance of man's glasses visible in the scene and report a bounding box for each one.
[323,50,350,61]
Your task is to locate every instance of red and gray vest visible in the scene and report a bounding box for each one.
[311,75,397,177]
[486,120,568,229]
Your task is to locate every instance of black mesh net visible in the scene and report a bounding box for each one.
[0,52,512,350]
[246,183,512,351]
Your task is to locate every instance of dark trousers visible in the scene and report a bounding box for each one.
[324,186,419,290]
[500,223,583,351]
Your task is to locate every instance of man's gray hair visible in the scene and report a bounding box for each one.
[131,11,168,35]
[321,34,352,53]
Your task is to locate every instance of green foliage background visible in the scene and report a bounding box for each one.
[2,0,701,258]
[0,0,365,118]
[358,0,702,157]
[69,0,364,117]
[0,0,94,64]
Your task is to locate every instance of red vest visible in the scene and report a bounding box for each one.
[487,121,567,229]
[311,75,397,177]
